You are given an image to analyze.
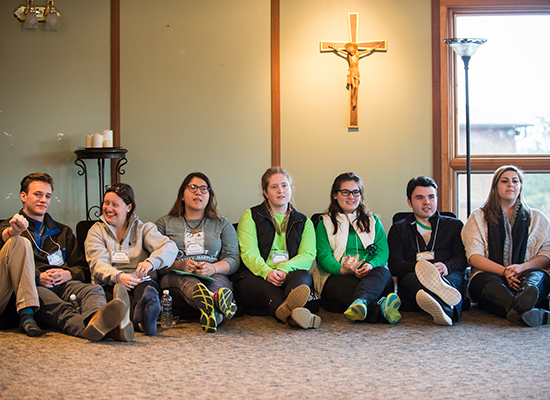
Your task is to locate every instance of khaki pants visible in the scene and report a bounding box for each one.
[0,236,40,314]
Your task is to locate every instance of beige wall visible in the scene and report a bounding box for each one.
[0,0,432,231]
[0,1,110,225]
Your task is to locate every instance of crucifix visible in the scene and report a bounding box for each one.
[321,13,387,128]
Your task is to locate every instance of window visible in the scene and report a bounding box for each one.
[432,1,550,218]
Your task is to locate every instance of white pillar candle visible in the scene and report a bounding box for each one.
[102,130,113,145]
[86,135,93,148]
[103,139,112,147]
[92,133,104,148]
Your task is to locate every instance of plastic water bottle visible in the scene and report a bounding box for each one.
[69,294,82,313]
[160,290,173,329]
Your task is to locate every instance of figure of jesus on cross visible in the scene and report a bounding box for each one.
[321,13,386,128]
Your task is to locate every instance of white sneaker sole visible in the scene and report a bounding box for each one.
[416,260,461,306]
[416,290,452,326]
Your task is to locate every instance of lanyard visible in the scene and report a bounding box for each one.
[415,217,439,255]
[23,228,61,257]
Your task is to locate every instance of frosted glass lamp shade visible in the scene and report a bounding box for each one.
[22,8,38,29]
[44,11,60,30]
[444,38,487,57]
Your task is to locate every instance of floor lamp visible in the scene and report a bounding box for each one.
[444,38,486,217]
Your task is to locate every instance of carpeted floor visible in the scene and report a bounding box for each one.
[1,307,550,399]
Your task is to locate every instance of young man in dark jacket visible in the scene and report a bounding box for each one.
[388,176,468,326]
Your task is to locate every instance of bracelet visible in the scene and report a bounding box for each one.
[502,268,508,277]
[6,228,13,238]
[214,264,218,274]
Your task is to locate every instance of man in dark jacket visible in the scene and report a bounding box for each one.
[0,173,126,340]
[388,176,467,326]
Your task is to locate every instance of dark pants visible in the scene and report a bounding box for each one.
[398,270,466,321]
[103,280,160,329]
[35,280,107,337]
[321,266,394,313]
[233,268,312,320]
[469,268,550,318]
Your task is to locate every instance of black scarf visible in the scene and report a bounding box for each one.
[487,202,530,266]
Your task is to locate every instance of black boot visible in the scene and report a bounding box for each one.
[508,269,550,322]
[521,308,550,327]
[480,280,515,319]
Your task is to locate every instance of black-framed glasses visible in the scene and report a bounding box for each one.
[365,243,378,256]
[338,189,361,197]
[186,184,210,194]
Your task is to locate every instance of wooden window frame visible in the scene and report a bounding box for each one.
[431,0,550,212]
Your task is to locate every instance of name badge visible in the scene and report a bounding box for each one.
[272,251,289,265]
[186,242,204,255]
[184,230,205,255]
[112,251,130,264]
[47,249,64,266]
[416,251,435,261]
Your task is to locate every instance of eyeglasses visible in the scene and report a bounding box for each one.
[338,189,361,197]
[186,184,210,194]
[105,185,126,194]
[365,243,378,256]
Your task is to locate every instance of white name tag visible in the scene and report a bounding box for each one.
[47,249,64,266]
[416,251,435,261]
[184,230,205,255]
[112,250,130,264]
[272,251,289,265]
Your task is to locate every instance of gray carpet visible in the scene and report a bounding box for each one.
[1,307,550,399]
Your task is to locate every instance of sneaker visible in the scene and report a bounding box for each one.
[416,289,452,326]
[344,298,367,322]
[193,283,217,333]
[380,293,402,324]
[275,284,310,321]
[289,308,321,329]
[213,287,237,320]
[416,260,461,306]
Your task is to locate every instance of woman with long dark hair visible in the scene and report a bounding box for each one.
[313,172,401,324]
[463,165,550,326]
[233,167,320,329]
[156,172,239,333]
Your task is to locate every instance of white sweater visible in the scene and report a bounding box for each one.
[462,207,550,279]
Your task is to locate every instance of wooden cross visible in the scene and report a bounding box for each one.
[321,13,386,128]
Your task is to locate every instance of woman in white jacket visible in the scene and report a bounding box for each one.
[85,183,178,337]
[462,165,550,327]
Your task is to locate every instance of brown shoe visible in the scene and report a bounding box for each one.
[83,299,125,341]
[109,283,134,342]
[275,284,310,321]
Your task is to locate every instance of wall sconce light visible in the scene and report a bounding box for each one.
[14,0,61,30]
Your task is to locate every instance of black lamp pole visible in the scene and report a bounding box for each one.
[444,38,486,217]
